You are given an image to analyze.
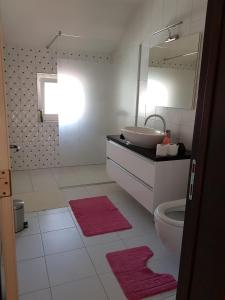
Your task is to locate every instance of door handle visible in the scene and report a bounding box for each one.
[10,145,20,152]
[188,159,196,201]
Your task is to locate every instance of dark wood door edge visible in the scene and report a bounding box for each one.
[177,1,225,299]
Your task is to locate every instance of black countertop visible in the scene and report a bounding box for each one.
[107,135,191,162]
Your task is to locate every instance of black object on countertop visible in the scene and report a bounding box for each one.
[177,143,186,156]
[107,135,191,162]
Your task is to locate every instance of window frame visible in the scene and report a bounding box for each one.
[37,73,58,122]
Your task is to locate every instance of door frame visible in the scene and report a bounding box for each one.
[0,31,18,299]
[177,0,225,299]
[1,0,225,299]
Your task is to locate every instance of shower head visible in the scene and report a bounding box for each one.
[164,34,179,43]
[46,30,81,49]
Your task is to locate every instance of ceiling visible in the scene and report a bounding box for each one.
[0,0,142,53]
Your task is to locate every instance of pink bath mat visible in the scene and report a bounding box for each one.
[106,246,177,300]
[69,196,132,236]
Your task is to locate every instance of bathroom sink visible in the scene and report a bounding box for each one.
[121,126,165,148]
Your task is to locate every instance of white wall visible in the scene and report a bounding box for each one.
[113,0,208,149]
[111,45,139,132]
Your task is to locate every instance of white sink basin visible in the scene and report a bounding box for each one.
[121,126,165,148]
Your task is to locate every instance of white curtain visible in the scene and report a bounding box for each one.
[57,58,114,166]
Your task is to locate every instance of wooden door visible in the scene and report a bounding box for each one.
[177,0,225,299]
[0,33,18,299]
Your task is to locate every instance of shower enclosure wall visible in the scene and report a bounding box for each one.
[58,57,119,166]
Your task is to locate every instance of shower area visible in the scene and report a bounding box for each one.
[5,32,137,193]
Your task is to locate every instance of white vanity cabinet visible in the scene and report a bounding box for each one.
[106,140,190,214]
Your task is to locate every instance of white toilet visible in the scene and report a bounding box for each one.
[154,199,186,254]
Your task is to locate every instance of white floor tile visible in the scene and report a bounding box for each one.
[16,234,44,261]
[52,167,82,188]
[87,241,126,274]
[122,233,171,260]
[15,190,65,213]
[142,293,167,300]
[67,206,79,225]
[51,276,107,300]
[85,183,123,197]
[81,231,121,247]
[60,187,90,203]
[17,257,49,295]
[52,164,112,188]
[76,164,112,186]
[38,207,68,216]
[42,228,84,255]
[19,289,52,300]
[39,212,75,233]
[31,173,58,192]
[12,171,33,194]
[29,169,53,176]
[148,255,180,280]
[99,272,127,300]
[45,248,96,286]
[117,214,155,240]
[161,295,176,300]
[16,216,40,238]
[25,212,38,218]
[111,192,151,218]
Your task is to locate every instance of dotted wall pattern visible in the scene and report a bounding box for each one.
[150,59,196,70]
[4,46,112,170]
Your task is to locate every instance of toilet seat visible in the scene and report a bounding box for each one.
[154,199,186,227]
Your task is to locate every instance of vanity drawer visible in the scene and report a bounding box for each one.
[106,140,155,188]
[107,158,154,213]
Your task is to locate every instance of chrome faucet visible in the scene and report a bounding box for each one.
[144,114,166,133]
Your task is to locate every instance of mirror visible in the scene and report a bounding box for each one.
[146,33,201,109]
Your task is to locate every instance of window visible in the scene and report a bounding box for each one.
[37,73,58,122]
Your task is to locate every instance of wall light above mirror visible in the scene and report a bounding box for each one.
[139,33,202,112]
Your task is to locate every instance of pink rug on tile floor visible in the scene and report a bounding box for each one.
[106,246,177,300]
[69,196,132,236]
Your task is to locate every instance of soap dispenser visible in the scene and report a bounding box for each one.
[162,130,171,145]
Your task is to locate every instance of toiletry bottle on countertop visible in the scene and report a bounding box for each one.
[162,130,171,144]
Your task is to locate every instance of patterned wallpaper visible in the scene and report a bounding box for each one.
[3,46,111,170]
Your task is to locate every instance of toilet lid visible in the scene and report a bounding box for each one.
[154,199,186,227]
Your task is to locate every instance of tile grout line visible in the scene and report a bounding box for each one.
[28,169,35,192]
[59,180,115,190]
[82,242,111,300]
[70,207,110,300]
[19,288,52,299]
[49,167,60,188]
[39,207,110,298]
[17,213,52,299]
[39,221,54,300]
[44,274,102,291]
[36,210,54,300]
